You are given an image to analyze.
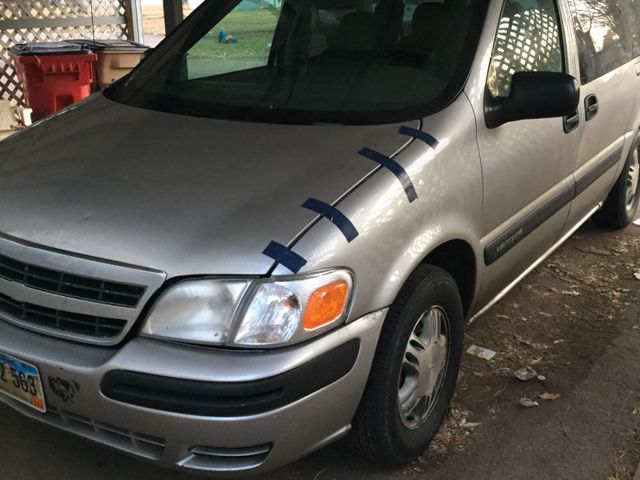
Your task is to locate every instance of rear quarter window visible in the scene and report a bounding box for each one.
[567,0,634,84]
[626,0,640,57]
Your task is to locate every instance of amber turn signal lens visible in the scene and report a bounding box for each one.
[302,280,349,330]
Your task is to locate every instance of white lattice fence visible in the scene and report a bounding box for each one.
[0,0,136,105]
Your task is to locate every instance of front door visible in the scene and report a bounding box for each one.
[474,0,582,304]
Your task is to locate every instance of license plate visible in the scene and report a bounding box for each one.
[0,352,46,412]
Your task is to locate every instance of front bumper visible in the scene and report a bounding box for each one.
[0,309,386,476]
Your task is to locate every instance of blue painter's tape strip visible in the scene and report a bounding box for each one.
[302,198,359,242]
[262,241,307,273]
[398,126,439,149]
[358,147,418,202]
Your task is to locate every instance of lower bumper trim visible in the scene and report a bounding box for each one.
[101,338,360,416]
[180,444,272,472]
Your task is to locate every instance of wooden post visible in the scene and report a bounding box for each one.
[124,0,144,43]
[163,0,184,34]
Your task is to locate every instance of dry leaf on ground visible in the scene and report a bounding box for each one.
[540,392,562,401]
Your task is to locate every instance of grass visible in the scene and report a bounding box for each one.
[188,9,278,60]
[142,5,279,60]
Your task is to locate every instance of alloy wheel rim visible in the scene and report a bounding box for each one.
[397,306,449,430]
[626,147,640,212]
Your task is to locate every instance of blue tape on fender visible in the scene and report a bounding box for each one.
[302,198,359,242]
[262,241,307,273]
[358,147,418,202]
[398,126,439,149]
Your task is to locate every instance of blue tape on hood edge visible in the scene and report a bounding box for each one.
[262,241,307,273]
[358,147,418,203]
[302,198,359,242]
[398,126,439,149]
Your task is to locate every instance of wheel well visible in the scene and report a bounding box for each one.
[422,240,476,316]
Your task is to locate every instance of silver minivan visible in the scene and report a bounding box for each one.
[0,0,639,475]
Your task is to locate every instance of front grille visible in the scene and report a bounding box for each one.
[0,399,166,461]
[0,235,165,345]
[46,407,166,460]
[0,291,126,340]
[0,253,146,308]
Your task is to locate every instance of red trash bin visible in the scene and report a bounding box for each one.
[9,42,97,121]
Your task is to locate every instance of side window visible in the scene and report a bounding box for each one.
[628,0,640,57]
[487,0,564,98]
[567,0,632,84]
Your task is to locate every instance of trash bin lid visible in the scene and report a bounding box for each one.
[65,39,149,53]
[9,42,90,56]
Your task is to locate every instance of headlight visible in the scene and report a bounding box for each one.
[141,270,353,348]
[140,280,251,345]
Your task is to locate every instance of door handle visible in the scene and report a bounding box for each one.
[585,94,599,121]
[563,111,580,133]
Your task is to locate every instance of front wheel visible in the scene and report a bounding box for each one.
[350,265,464,466]
[597,134,640,229]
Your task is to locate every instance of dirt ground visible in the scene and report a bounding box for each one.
[142,5,193,36]
[0,216,639,480]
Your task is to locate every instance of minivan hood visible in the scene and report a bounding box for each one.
[0,95,417,277]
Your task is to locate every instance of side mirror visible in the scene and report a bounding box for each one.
[485,71,580,129]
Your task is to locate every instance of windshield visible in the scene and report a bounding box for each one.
[106,0,488,124]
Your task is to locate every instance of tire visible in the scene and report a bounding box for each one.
[597,133,640,229]
[350,265,464,467]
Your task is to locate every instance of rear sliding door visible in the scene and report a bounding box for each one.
[563,0,639,228]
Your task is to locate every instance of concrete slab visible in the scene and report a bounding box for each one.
[0,100,15,131]
[0,100,21,141]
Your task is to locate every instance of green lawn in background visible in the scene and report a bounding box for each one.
[188,9,279,60]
